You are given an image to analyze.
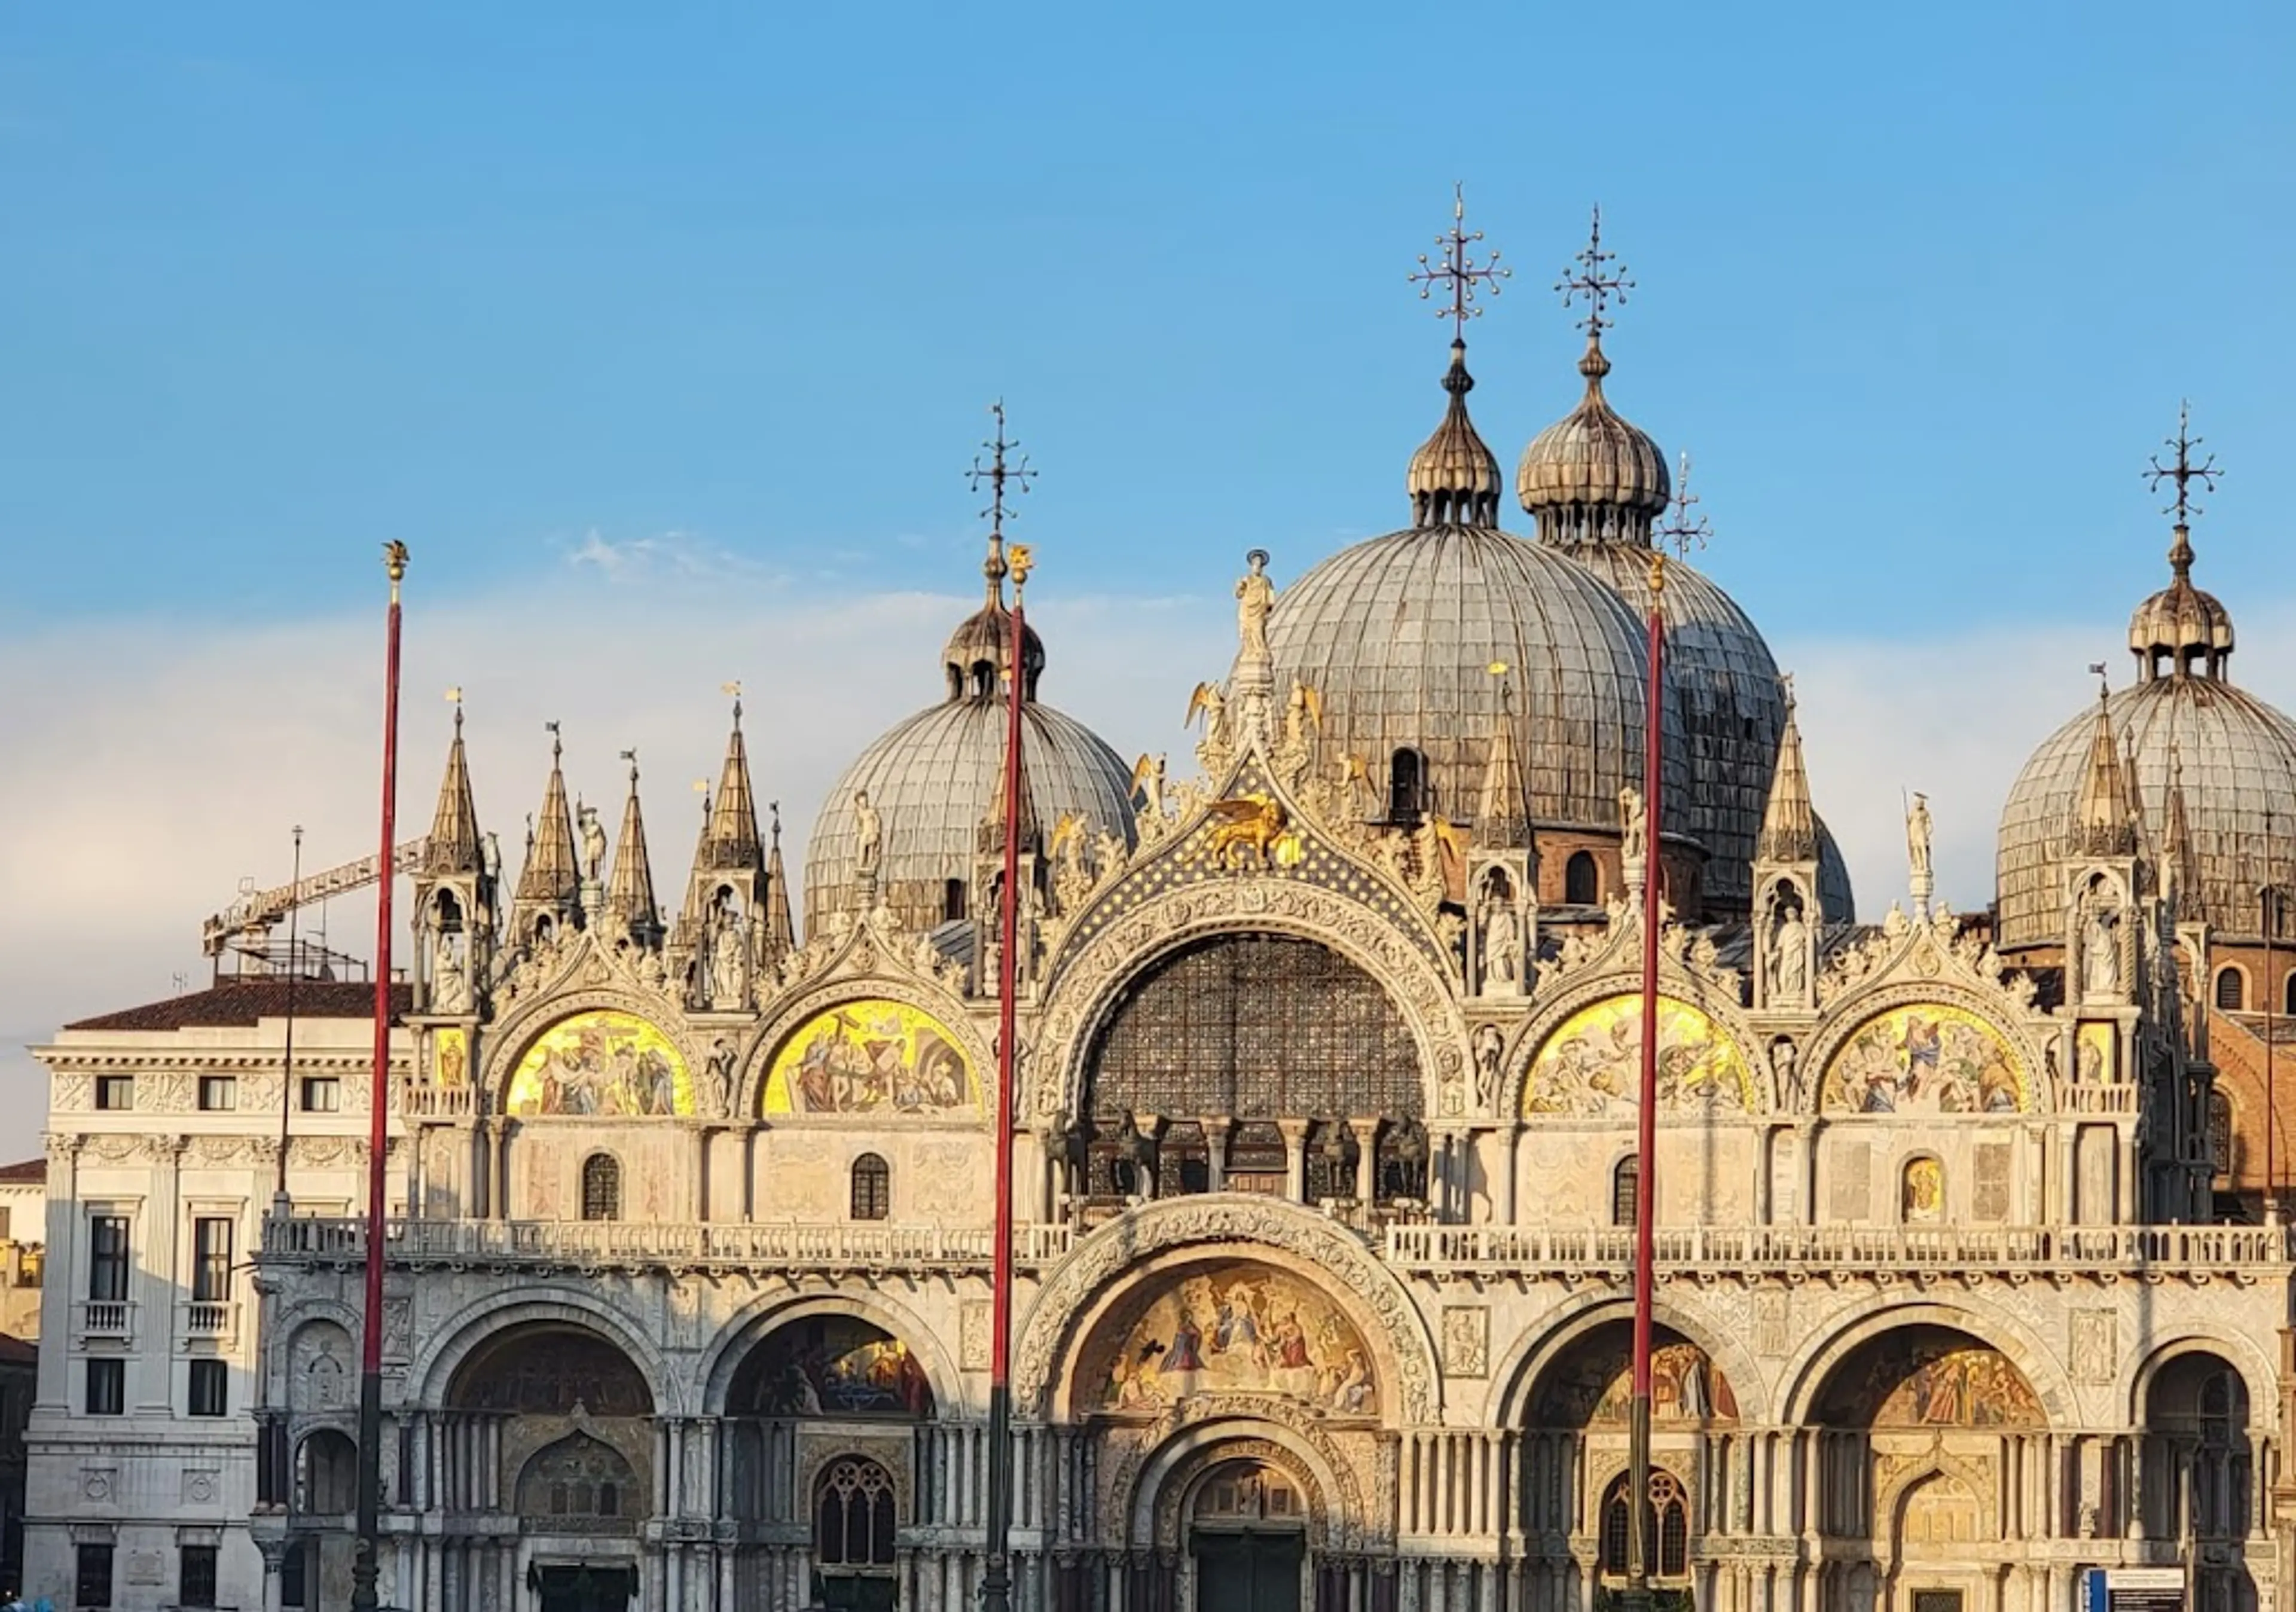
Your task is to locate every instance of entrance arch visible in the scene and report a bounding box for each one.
[2142,1350,2256,1612]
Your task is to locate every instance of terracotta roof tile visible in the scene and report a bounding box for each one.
[65,980,411,1033]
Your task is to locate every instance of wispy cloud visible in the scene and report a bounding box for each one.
[8,567,2296,1168]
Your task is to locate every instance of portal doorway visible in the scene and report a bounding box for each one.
[533,1563,637,1612]
[1191,1462,1306,1612]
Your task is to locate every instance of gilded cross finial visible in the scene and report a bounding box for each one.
[722,680,743,728]
[1410,184,1509,341]
[2089,661,2110,701]
[1558,205,1633,341]
[446,685,464,733]
[545,719,562,764]
[620,747,639,786]
[1656,452,1711,559]
[2146,400,2219,530]
[969,400,1037,536]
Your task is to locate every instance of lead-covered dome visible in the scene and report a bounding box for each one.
[806,551,1135,939]
[1998,524,2296,949]
[1263,340,1687,838]
[1518,317,1825,914]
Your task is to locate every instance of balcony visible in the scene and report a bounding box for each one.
[74,1299,135,1340]
[177,1299,242,1342]
[259,1216,1077,1275]
[1383,1220,2296,1282]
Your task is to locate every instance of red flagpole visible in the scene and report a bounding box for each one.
[352,542,407,1612]
[981,542,1031,1612]
[1626,554,1667,1612]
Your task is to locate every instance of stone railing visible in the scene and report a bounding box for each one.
[1384,1220,2295,1278]
[259,1216,1078,1274]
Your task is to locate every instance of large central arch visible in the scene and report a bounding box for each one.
[1013,1196,1441,1424]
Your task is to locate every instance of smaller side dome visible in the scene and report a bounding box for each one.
[943,536,1045,701]
[1406,341,1504,527]
[2129,525,2233,680]
[1517,338,1671,544]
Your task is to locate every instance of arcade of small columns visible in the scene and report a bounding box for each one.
[258,1247,2273,1612]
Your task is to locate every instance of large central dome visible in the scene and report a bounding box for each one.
[1263,342,1686,838]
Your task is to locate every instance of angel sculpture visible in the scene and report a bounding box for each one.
[1128,753,1167,819]
[1186,682,1229,748]
[1283,679,1324,750]
[1048,811,1094,912]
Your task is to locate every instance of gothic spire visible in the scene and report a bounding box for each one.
[1475,667,1534,847]
[1756,683,1819,864]
[764,801,796,955]
[516,723,581,908]
[606,750,661,939]
[2071,668,2138,858]
[2163,746,2205,923]
[425,699,483,875]
[699,694,764,875]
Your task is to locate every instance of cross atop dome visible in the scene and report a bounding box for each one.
[2148,399,2219,536]
[1410,184,1509,342]
[1657,452,1711,559]
[1558,204,1633,346]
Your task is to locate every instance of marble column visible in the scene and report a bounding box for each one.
[1204,1117,1234,1193]
[1279,1119,1311,1202]
[1351,1119,1379,1205]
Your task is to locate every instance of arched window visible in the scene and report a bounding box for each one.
[816,1456,897,1568]
[2285,970,2296,1016]
[580,1154,621,1222]
[2216,967,2247,1012]
[850,1153,891,1221]
[942,878,967,924]
[1565,850,1599,906]
[1389,747,1428,821]
[1611,1158,1639,1228]
[1599,1470,1689,1580]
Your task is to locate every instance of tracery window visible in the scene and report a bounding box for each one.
[581,1153,621,1222]
[1086,935,1422,1123]
[816,1456,898,1567]
[1599,1470,1689,1580]
[517,1433,639,1532]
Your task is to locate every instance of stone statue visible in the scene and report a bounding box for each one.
[707,896,747,1009]
[1906,792,1933,884]
[1235,549,1275,660]
[1618,786,1647,888]
[1187,682,1229,752]
[1769,896,1809,1004]
[481,830,502,886]
[1283,680,1321,750]
[2084,905,2120,999]
[1131,753,1167,819]
[1770,1039,1803,1110]
[1471,1023,1504,1112]
[430,929,470,1015]
[853,790,883,876]
[578,804,607,884]
[706,1037,737,1117]
[1482,899,1523,996]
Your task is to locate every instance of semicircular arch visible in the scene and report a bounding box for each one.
[1013,1196,1440,1424]
[2123,1329,2278,1427]
[1489,1289,1775,1429]
[1800,982,2052,1119]
[1778,1299,2074,1430]
[1031,883,1467,1128]
[1506,968,1770,1119]
[1121,1415,1358,1554]
[404,1284,678,1415]
[484,991,702,1119]
[741,976,993,1123]
[697,1287,965,1418]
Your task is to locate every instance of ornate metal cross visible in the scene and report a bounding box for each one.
[1410,184,1509,340]
[2147,399,2220,524]
[1656,451,1711,558]
[970,401,1037,533]
[1558,204,1633,338]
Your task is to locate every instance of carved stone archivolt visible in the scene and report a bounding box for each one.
[1011,1196,1439,1424]
[1031,878,1468,1128]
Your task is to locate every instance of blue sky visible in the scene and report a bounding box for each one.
[4,2,2291,633]
[3,4,2295,1158]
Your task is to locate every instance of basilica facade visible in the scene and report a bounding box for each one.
[25,224,2296,1612]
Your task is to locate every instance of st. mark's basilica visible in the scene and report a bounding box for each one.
[25,208,2296,1612]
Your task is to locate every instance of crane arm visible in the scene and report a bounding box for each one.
[201,836,432,957]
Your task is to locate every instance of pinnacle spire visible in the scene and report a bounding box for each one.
[425,701,483,875]
[764,800,796,954]
[700,696,764,874]
[2163,746,2205,922]
[1757,683,1819,864]
[515,724,581,908]
[606,750,661,939]
[2071,669,2138,858]
[1475,668,1534,846]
